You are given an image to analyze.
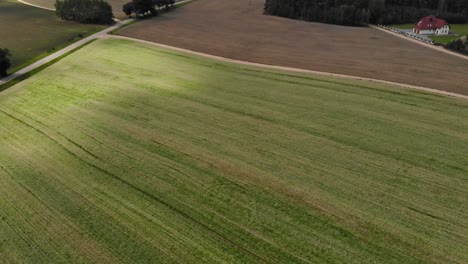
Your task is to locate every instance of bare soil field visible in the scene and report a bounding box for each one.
[117,0,468,95]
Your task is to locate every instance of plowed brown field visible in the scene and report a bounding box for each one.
[117,0,468,95]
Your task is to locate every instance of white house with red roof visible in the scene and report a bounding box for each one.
[413,15,450,35]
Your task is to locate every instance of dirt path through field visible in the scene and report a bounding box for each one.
[117,0,468,96]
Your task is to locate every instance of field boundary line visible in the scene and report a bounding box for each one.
[370,25,468,61]
[17,0,55,11]
[107,35,468,100]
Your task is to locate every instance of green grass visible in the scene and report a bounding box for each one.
[391,23,468,44]
[1,38,467,263]
[430,24,468,44]
[0,0,105,72]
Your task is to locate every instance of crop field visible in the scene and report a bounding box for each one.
[1,38,468,263]
[0,0,104,71]
[117,0,468,96]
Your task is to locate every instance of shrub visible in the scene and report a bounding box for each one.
[0,48,11,77]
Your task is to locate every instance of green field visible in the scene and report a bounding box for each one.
[0,38,467,263]
[391,23,468,44]
[0,0,104,71]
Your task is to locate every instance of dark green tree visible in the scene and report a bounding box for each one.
[123,0,174,18]
[123,2,134,16]
[55,0,114,24]
[131,0,154,17]
[0,48,11,77]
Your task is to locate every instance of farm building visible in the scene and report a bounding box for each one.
[413,16,450,35]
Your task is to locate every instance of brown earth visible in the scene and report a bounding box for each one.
[116,0,468,95]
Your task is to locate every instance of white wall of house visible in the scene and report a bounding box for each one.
[414,25,449,35]
[419,29,435,35]
[436,25,449,35]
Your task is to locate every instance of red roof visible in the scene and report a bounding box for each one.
[415,16,449,30]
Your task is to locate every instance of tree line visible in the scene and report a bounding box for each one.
[264,0,468,26]
[123,0,175,18]
[55,0,114,24]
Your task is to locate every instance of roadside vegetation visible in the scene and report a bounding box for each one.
[0,48,11,77]
[446,35,468,54]
[0,0,105,72]
[122,0,174,18]
[1,38,467,263]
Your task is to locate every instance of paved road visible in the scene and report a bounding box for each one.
[0,19,134,87]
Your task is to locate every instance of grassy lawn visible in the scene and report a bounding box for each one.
[430,24,468,44]
[0,38,467,263]
[391,23,468,44]
[0,0,105,72]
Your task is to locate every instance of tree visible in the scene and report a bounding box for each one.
[0,48,11,77]
[123,0,174,18]
[123,2,134,16]
[154,0,174,10]
[369,0,385,24]
[55,0,114,24]
[131,0,154,17]
[447,38,466,52]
